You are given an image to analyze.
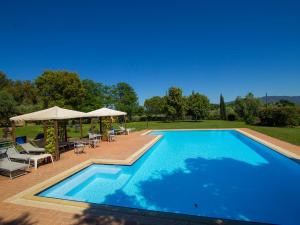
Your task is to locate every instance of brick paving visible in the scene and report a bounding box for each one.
[239,128,300,157]
[0,129,299,225]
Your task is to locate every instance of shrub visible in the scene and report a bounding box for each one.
[245,115,261,125]
[45,124,56,156]
[208,109,220,120]
[101,117,111,141]
[227,113,236,121]
[259,106,300,127]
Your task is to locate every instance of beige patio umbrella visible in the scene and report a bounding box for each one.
[10,106,87,159]
[86,107,127,133]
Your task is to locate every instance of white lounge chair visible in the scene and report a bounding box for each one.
[119,126,135,135]
[19,143,45,154]
[6,146,53,170]
[29,154,53,170]
[0,156,28,179]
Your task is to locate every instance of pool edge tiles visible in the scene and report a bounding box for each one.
[5,135,163,212]
[236,128,300,160]
[5,129,297,224]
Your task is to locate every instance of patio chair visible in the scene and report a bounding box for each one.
[19,143,45,154]
[108,130,116,142]
[6,146,31,163]
[29,154,54,170]
[6,145,53,170]
[88,133,101,148]
[74,141,85,155]
[0,155,28,179]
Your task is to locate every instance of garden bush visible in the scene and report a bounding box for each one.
[101,117,111,141]
[227,113,236,121]
[45,124,56,156]
[259,106,300,127]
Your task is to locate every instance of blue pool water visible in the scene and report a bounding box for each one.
[39,130,300,224]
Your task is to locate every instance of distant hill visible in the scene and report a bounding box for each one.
[227,96,300,105]
[258,96,300,105]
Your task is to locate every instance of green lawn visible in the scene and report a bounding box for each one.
[1,120,300,146]
[126,120,300,146]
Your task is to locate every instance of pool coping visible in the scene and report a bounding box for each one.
[5,134,163,213]
[5,128,298,221]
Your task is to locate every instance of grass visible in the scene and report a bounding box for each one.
[1,120,300,146]
[126,120,300,146]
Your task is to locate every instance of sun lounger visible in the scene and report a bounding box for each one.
[0,156,28,179]
[119,126,136,135]
[6,146,31,163]
[19,143,45,154]
[6,146,53,170]
[29,154,53,170]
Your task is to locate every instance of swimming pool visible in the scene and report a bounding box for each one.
[38,130,300,224]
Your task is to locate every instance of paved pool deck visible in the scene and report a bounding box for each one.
[0,129,299,225]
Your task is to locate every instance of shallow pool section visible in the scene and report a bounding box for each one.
[38,130,300,224]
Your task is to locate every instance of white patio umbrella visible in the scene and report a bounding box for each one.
[10,106,87,122]
[10,106,87,160]
[86,107,127,134]
[86,107,127,117]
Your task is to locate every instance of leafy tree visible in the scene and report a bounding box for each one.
[165,87,185,120]
[220,94,227,120]
[243,93,262,124]
[35,70,85,109]
[112,82,139,120]
[259,105,299,127]
[144,96,165,116]
[0,90,17,126]
[0,71,11,89]
[275,100,296,107]
[234,93,262,124]
[187,91,210,120]
[6,80,39,105]
[80,79,104,112]
[234,96,245,118]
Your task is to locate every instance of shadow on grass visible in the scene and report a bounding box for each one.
[0,213,37,225]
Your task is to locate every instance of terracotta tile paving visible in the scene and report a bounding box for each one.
[239,128,300,157]
[0,129,299,225]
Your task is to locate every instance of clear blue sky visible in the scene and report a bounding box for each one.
[1,0,300,104]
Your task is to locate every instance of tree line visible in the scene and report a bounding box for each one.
[145,89,300,127]
[0,70,139,126]
[1,70,299,127]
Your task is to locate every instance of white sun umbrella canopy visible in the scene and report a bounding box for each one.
[10,106,87,122]
[86,107,127,117]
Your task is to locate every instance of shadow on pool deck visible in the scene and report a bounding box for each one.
[0,213,37,225]
[69,155,299,224]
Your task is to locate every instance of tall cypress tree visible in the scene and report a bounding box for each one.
[220,94,227,120]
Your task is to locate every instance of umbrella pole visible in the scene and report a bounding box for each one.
[99,117,102,134]
[80,118,83,139]
[54,120,60,160]
[11,121,16,144]
[43,122,47,146]
[64,120,67,142]
[124,115,127,130]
